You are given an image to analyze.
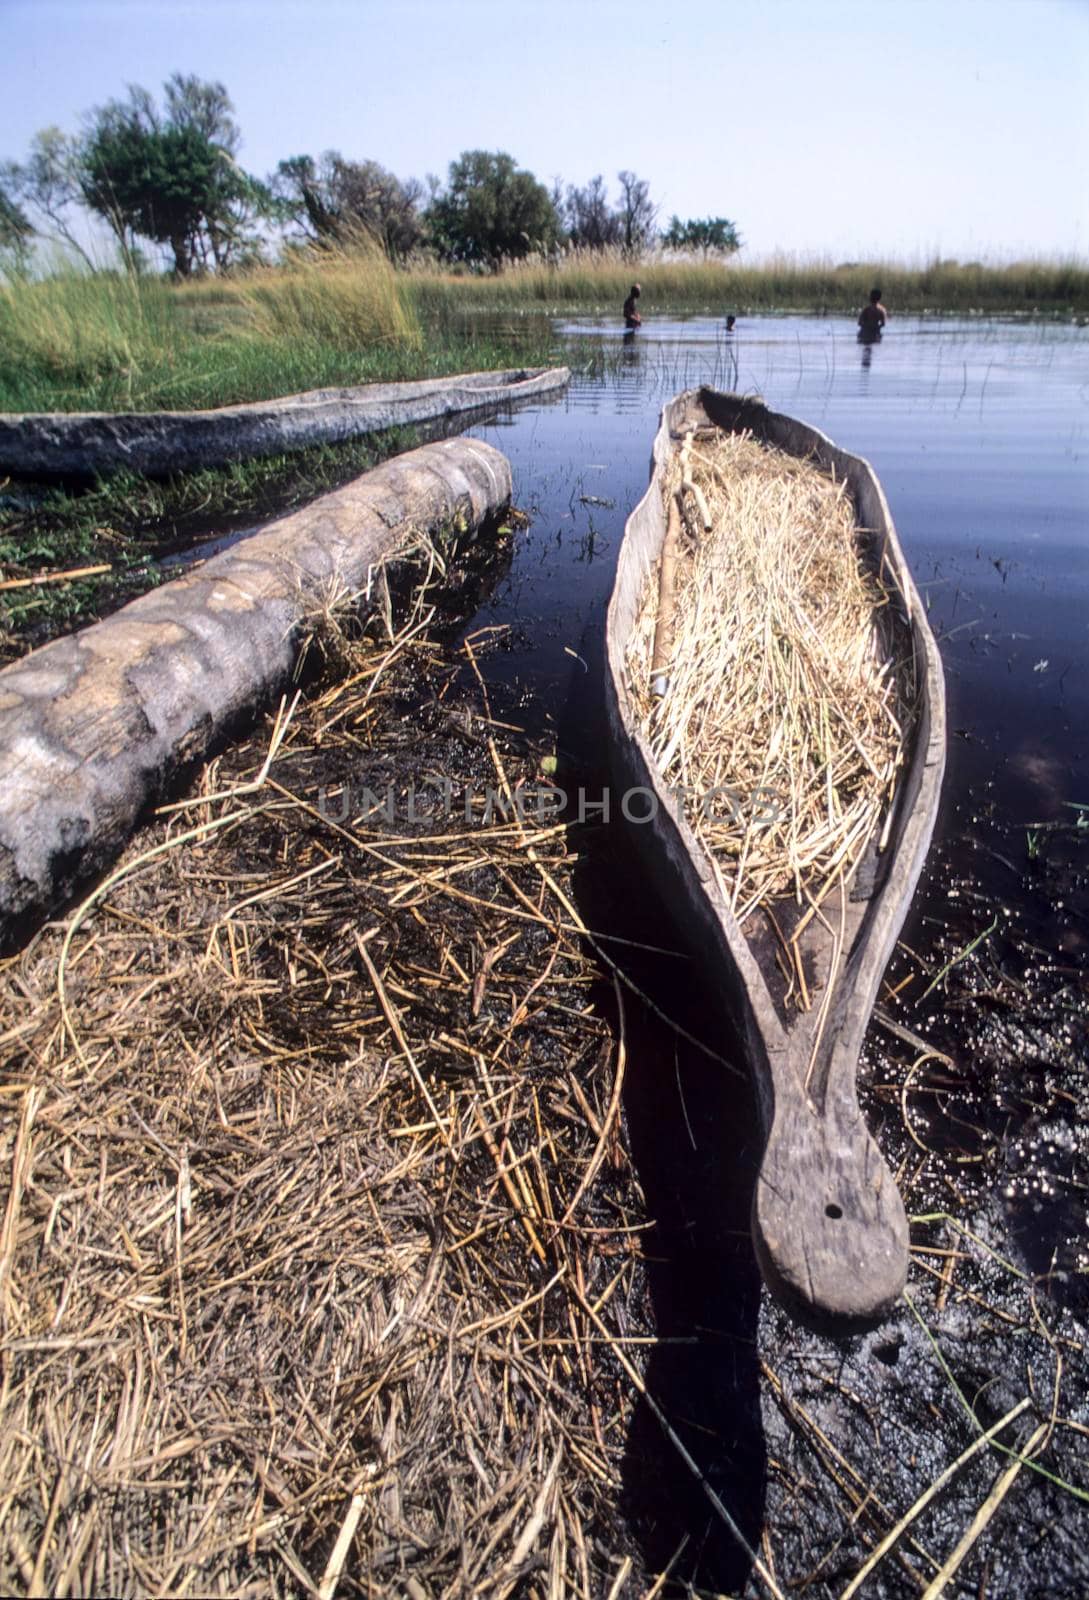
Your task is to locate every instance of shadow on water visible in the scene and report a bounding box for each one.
[556,646,767,1592]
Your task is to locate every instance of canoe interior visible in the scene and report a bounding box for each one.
[605,388,946,1330]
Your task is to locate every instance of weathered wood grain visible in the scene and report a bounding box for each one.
[0,366,569,480]
[0,435,511,939]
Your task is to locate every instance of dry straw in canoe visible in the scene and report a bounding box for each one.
[626,428,913,994]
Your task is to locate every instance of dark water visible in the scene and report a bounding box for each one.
[466,314,1088,782]
[467,314,1089,1204]
[462,317,1086,920]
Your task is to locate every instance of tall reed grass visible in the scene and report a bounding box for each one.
[0,244,522,413]
[240,238,422,352]
[404,248,1089,316]
[0,271,184,407]
[2,244,1083,415]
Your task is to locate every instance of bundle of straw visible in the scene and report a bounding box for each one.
[627,429,910,927]
[0,614,648,1598]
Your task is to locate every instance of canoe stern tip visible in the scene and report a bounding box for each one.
[752,1122,909,1335]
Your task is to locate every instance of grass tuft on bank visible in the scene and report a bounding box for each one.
[0,245,557,414]
[241,238,423,352]
[0,271,184,408]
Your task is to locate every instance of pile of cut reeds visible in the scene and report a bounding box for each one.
[627,428,911,932]
[0,560,655,1597]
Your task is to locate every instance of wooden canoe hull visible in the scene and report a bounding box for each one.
[0,436,512,943]
[0,366,571,481]
[605,389,946,1332]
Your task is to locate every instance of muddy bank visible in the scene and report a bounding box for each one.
[548,631,1089,1595]
[0,435,511,939]
[606,843,1088,1598]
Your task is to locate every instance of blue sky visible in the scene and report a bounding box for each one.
[2,0,1087,260]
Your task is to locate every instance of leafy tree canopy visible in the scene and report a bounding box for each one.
[663,214,742,255]
[273,152,424,262]
[427,150,559,268]
[164,74,241,155]
[82,75,267,275]
[3,87,740,277]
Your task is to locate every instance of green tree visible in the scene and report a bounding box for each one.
[274,155,338,240]
[273,152,425,262]
[426,151,559,268]
[0,180,33,269]
[82,76,267,275]
[162,73,267,269]
[164,73,240,155]
[663,215,742,255]
[562,175,623,250]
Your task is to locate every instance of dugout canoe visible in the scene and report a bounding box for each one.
[0,435,512,943]
[0,366,570,481]
[605,388,946,1331]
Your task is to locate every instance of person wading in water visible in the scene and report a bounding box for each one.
[623,283,642,328]
[857,287,888,341]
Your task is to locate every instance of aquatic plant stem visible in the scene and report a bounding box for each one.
[918,1422,1048,1600]
[904,1291,1089,1503]
[920,914,1000,999]
[837,1396,1030,1599]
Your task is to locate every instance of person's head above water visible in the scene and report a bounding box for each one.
[869,287,883,305]
[629,283,641,298]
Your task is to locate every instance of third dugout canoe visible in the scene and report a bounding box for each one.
[0,366,570,481]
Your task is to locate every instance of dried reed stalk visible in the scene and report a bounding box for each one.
[627,429,911,934]
[0,552,649,1598]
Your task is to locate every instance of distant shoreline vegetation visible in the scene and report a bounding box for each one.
[1,247,1086,418]
[405,250,1089,317]
[1,242,1084,660]
[2,71,1085,415]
